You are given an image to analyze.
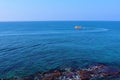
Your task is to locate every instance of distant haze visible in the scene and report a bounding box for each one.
[0,0,120,21]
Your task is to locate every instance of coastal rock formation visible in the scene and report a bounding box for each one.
[1,63,120,80]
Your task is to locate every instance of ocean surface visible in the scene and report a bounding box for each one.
[0,21,120,78]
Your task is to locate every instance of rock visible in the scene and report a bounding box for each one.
[1,63,120,80]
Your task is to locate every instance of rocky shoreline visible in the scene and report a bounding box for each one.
[1,63,120,80]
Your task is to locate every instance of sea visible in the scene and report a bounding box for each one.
[0,21,120,78]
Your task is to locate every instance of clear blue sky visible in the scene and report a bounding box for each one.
[0,0,120,21]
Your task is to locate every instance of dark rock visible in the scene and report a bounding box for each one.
[1,63,120,80]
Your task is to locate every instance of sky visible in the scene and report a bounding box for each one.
[0,0,120,21]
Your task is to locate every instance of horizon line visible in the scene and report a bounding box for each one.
[0,20,120,22]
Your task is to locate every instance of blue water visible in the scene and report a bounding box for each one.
[0,21,120,78]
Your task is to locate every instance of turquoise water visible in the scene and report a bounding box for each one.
[0,21,120,78]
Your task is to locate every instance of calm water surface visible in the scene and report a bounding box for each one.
[0,21,120,78]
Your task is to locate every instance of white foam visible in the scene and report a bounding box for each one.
[77,27,109,33]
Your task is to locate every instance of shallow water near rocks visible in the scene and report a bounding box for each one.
[0,21,120,78]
